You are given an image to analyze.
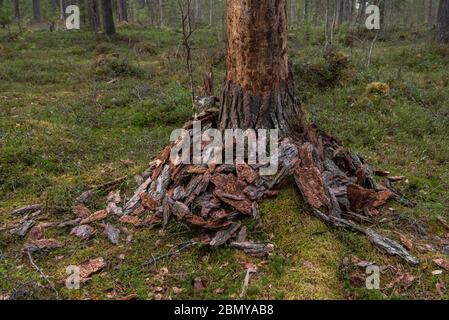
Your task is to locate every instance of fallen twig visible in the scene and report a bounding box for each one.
[26,250,59,300]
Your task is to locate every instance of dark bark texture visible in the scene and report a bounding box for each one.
[118,0,128,22]
[219,0,302,136]
[437,0,449,43]
[88,0,101,30]
[13,0,20,20]
[32,0,41,21]
[101,0,116,35]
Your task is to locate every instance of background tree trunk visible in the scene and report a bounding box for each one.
[32,0,41,21]
[101,0,116,34]
[219,0,302,135]
[13,0,20,20]
[88,0,101,30]
[437,0,449,43]
[426,0,433,24]
[118,0,128,22]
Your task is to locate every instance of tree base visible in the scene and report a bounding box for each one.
[122,110,419,265]
[219,79,303,137]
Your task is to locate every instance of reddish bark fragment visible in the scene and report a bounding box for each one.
[236,163,259,184]
[80,210,108,225]
[119,215,142,227]
[294,166,330,209]
[140,192,160,211]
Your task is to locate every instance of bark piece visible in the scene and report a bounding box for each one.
[123,176,153,214]
[75,190,94,204]
[23,239,63,254]
[140,192,160,211]
[73,204,92,219]
[236,164,259,184]
[230,241,274,257]
[434,259,449,272]
[106,202,123,216]
[80,210,108,225]
[210,223,241,247]
[366,228,419,266]
[70,225,96,240]
[10,204,41,216]
[78,257,106,279]
[12,220,35,237]
[148,165,172,200]
[105,224,120,245]
[119,215,142,227]
[107,190,122,204]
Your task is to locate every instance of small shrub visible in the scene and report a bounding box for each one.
[94,54,144,78]
[365,82,390,98]
[134,41,157,57]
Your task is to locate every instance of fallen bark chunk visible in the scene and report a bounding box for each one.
[210,223,241,247]
[366,228,419,266]
[433,259,449,272]
[107,190,122,204]
[80,210,108,225]
[106,202,123,216]
[294,165,330,210]
[75,190,94,204]
[397,273,416,288]
[55,218,81,228]
[105,224,120,245]
[236,164,259,184]
[10,204,41,216]
[388,176,406,183]
[397,233,413,250]
[23,239,63,254]
[230,241,274,257]
[73,204,92,219]
[142,215,162,227]
[347,184,393,214]
[27,225,44,241]
[78,257,106,279]
[71,225,96,240]
[214,189,253,215]
[119,215,142,227]
[140,192,160,211]
[148,165,172,200]
[11,220,35,237]
[123,176,153,214]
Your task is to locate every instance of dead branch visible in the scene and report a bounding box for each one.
[26,250,60,300]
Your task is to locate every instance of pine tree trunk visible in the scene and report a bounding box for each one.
[118,0,128,22]
[437,0,449,43]
[88,0,101,30]
[427,0,433,24]
[13,0,20,20]
[219,0,302,135]
[32,0,41,21]
[101,0,116,35]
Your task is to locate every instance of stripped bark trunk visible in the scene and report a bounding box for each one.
[219,0,302,136]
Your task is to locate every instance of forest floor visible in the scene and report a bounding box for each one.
[0,24,448,300]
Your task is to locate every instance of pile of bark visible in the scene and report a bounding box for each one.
[115,110,419,264]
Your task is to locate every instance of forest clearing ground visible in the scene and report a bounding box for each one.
[0,25,448,300]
